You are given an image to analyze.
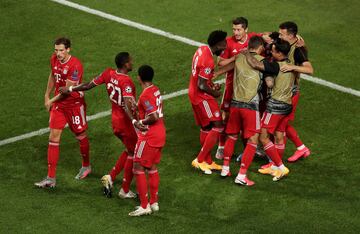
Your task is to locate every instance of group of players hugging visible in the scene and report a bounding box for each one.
[34,16,313,217]
[189,17,313,185]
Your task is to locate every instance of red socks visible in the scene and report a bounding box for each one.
[197,128,222,163]
[286,125,303,148]
[239,142,257,174]
[148,169,159,204]
[275,143,285,159]
[121,156,134,193]
[264,142,283,166]
[134,169,148,209]
[223,136,237,166]
[109,151,128,182]
[79,137,90,167]
[47,141,59,178]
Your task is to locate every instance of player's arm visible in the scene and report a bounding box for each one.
[218,56,236,66]
[198,76,221,98]
[123,97,148,131]
[280,47,313,75]
[243,51,265,71]
[59,80,97,94]
[44,72,55,111]
[214,61,235,78]
[280,61,313,74]
[47,79,78,107]
[139,112,159,126]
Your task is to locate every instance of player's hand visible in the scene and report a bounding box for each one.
[296,35,305,47]
[280,64,295,72]
[59,86,70,94]
[134,121,148,132]
[45,100,52,112]
[213,83,221,91]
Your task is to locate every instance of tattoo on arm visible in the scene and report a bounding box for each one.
[244,52,265,71]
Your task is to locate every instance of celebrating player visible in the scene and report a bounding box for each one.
[244,40,294,181]
[59,52,138,199]
[35,37,91,188]
[189,30,227,174]
[129,65,166,217]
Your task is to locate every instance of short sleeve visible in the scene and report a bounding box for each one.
[67,61,83,82]
[198,55,214,80]
[120,80,135,98]
[93,69,109,85]
[294,47,309,65]
[140,94,157,116]
[263,60,280,76]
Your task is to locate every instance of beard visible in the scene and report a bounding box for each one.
[214,50,223,56]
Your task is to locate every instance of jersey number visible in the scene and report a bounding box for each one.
[107,83,122,105]
[156,96,164,118]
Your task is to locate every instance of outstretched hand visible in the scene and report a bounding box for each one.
[134,121,148,132]
[280,64,295,72]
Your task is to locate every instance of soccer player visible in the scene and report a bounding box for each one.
[216,36,266,185]
[215,17,265,159]
[244,39,294,181]
[278,21,313,162]
[35,37,91,188]
[129,65,166,217]
[189,30,227,174]
[59,52,138,199]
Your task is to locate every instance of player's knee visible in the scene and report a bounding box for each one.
[75,131,87,140]
[49,129,62,142]
[248,134,259,144]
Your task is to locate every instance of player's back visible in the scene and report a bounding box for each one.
[93,68,136,119]
[138,85,165,147]
[188,45,215,105]
[51,54,85,108]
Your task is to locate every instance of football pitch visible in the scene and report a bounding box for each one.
[0,0,359,233]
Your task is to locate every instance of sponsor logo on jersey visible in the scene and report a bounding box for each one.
[144,100,154,111]
[204,67,211,75]
[125,86,132,93]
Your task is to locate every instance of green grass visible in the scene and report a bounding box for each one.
[0,0,359,233]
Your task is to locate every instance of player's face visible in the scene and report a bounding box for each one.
[214,40,227,56]
[270,45,281,61]
[278,29,293,43]
[125,57,133,72]
[54,44,70,62]
[232,24,248,41]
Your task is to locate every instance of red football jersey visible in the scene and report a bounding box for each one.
[220,33,262,88]
[188,45,216,105]
[50,54,84,108]
[93,68,136,122]
[137,85,166,147]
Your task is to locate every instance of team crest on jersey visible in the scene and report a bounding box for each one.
[214,111,220,117]
[71,70,79,81]
[63,66,69,75]
[125,86,132,93]
[204,67,211,75]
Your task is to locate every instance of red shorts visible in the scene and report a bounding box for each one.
[49,104,87,134]
[261,112,288,134]
[192,99,221,127]
[285,92,300,122]
[134,140,162,168]
[226,107,261,139]
[112,115,137,153]
[220,84,233,111]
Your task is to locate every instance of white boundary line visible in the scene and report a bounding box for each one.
[1,0,359,147]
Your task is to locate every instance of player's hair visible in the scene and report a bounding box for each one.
[269,31,280,42]
[115,52,130,68]
[54,37,71,49]
[279,21,298,36]
[207,30,227,47]
[138,65,154,82]
[232,17,248,29]
[248,36,264,50]
[274,40,291,55]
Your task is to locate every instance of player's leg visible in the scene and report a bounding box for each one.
[286,124,311,162]
[274,131,285,159]
[119,130,137,199]
[215,111,229,160]
[35,108,66,188]
[258,112,289,181]
[148,147,162,212]
[235,109,261,186]
[74,131,91,179]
